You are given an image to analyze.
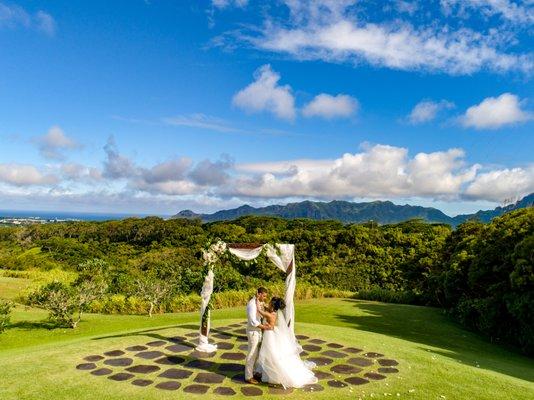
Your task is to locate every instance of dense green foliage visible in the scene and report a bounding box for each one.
[0,208,532,353]
[0,299,13,333]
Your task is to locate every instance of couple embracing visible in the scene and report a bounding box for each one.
[244,287,318,389]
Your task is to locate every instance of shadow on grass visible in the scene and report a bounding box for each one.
[93,323,245,343]
[8,320,60,330]
[335,299,534,382]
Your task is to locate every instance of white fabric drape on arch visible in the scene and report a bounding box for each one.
[196,242,299,352]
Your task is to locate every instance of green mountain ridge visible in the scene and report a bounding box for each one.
[174,193,534,226]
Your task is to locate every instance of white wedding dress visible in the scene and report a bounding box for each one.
[256,310,318,388]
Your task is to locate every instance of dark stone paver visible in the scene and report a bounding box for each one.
[302,344,322,352]
[125,365,160,374]
[296,335,309,340]
[241,386,263,396]
[364,372,387,380]
[185,332,198,338]
[126,345,147,352]
[327,380,348,388]
[167,336,187,343]
[214,386,237,396]
[321,350,346,358]
[309,339,326,344]
[84,355,104,362]
[302,383,324,392]
[307,357,333,366]
[155,355,185,365]
[378,359,398,366]
[364,352,384,358]
[314,370,333,380]
[131,379,153,387]
[330,364,362,374]
[184,384,210,394]
[135,351,165,360]
[76,363,96,370]
[91,368,112,376]
[194,372,225,384]
[219,363,242,372]
[158,368,193,379]
[155,381,181,390]
[186,359,216,370]
[231,373,247,385]
[108,372,134,381]
[146,340,167,347]
[327,343,344,349]
[378,367,399,374]
[189,350,216,359]
[238,344,248,351]
[104,358,133,367]
[234,328,247,335]
[221,352,246,361]
[104,350,125,357]
[345,376,370,385]
[347,357,373,367]
[166,344,191,353]
[217,342,234,350]
[269,385,294,394]
[344,347,363,354]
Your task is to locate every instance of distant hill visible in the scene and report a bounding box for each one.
[173,193,534,226]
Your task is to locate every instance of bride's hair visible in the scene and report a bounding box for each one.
[270,297,286,312]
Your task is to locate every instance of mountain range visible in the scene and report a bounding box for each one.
[174,193,534,226]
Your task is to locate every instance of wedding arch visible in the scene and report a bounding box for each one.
[196,241,296,353]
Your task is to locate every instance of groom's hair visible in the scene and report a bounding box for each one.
[257,287,268,294]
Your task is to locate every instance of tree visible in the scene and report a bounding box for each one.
[134,275,172,317]
[0,300,14,333]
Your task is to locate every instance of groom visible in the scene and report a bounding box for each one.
[245,287,271,384]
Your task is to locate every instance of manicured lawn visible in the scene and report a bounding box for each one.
[0,298,532,400]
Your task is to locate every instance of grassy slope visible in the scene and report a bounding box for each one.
[0,276,31,301]
[0,298,533,400]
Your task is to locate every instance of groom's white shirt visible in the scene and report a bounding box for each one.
[245,296,262,380]
[246,297,261,331]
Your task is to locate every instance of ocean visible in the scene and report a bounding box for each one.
[0,210,168,221]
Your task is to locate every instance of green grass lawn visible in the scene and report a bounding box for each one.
[0,298,533,400]
[0,276,31,301]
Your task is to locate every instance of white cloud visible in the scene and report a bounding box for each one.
[0,3,56,36]
[102,136,138,179]
[212,0,248,9]
[0,163,58,186]
[464,165,534,202]
[60,163,102,181]
[223,144,480,200]
[408,99,455,124]
[163,113,244,134]
[232,64,296,120]
[35,126,79,159]
[441,0,534,25]
[302,93,358,119]
[461,93,532,129]
[226,1,532,75]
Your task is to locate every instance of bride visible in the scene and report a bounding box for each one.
[255,296,318,388]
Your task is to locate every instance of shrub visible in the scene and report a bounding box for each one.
[353,287,423,305]
[0,300,14,333]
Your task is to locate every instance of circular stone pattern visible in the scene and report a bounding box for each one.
[77,322,400,394]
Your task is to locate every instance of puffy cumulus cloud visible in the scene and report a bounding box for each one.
[35,126,79,160]
[0,163,58,186]
[60,163,102,181]
[0,2,56,36]
[223,0,532,75]
[407,99,455,124]
[189,155,234,186]
[302,94,358,119]
[133,158,198,195]
[464,165,534,202]
[223,144,480,200]
[461,93,532,129]
[102,136,137,179]
[232,65,296,120]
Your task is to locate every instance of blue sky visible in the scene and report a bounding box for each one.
[0,0,533,216]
